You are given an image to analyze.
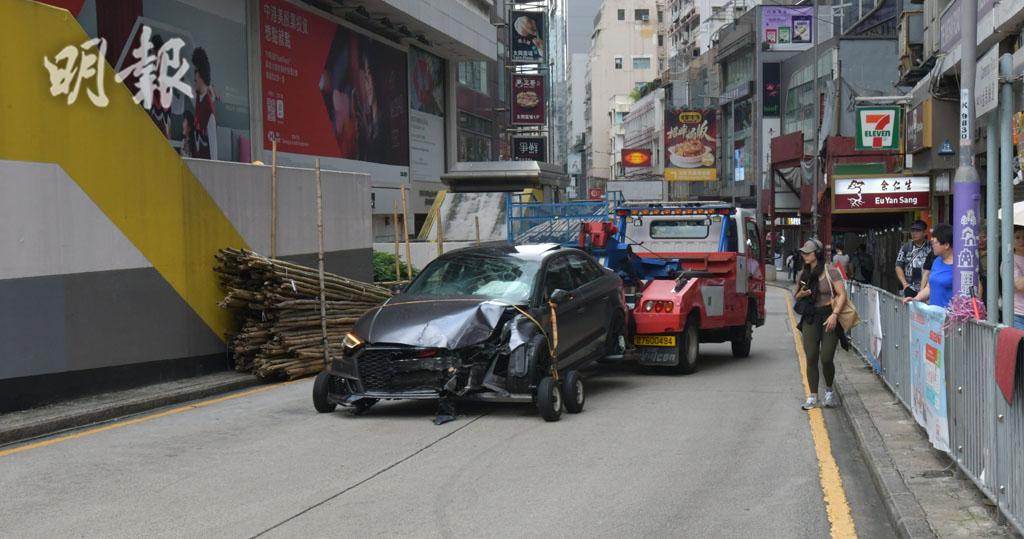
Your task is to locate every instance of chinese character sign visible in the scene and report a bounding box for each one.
[909,302,950,452]
[664,109,717,181]
[510,11,545,63]
[43,36,109,107]
[511,74,545,126]
[832,176,929,213]
[114,25,193,111]
[512,137,546,162]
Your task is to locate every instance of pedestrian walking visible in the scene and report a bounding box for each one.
[904,223,954,309]
[895,220,931,297]
[793,239,849,410]
[786,250,797,283]
[833,246,851,278]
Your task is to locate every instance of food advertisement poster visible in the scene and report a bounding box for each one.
[622,149,652,167]
[259,0,409,166]
[664,109,717,181]
[762,6,813,51]
[510,11,545,63]
[909,302,950,452]
[409,47,445,183]
[512,74,545,125]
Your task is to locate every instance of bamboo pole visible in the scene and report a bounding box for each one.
[400,185,413,281]
[315,159,328,368]
[392,201,401,280]
[437,202,445,257]
[475,216,481,244]
[270,138,278,258]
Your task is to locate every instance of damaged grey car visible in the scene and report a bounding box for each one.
[312,243,627,422]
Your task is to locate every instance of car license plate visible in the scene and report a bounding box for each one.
[634,335,676,347]
[638,347,679,366]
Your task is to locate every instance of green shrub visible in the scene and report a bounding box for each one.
[373,251,416,282]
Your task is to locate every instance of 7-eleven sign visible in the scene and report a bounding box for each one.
[856,106,902,150]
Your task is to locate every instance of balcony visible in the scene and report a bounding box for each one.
[898,11,927,86]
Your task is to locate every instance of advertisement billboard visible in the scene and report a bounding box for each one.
[622,149,653,167]
[832,176,930,213]
[907,98,932,153]
[510,11,545,63]
[74,0,252,162]
[664,109,717,181]
[259,0,409,167]
[512,137,547,161]
[909,302,950,452]
[512,74,545,125]
[855,106,901,150]
[762,6,814,51]
[762,63,781,117]
[409,47,445,184]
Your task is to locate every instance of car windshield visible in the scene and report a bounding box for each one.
[404,253,540,303]
[649,218,711,239]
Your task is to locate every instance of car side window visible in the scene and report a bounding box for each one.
[566,253,602,288]
[543,256,576,299]
[745,220,761,260]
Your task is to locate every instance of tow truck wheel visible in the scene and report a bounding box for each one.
[671,321,700,375]
[731,318,753,358]
[561,370,585,414]
[536,376,564,422]
[312,371,337,413]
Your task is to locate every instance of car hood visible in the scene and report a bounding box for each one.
[354,296,534,350]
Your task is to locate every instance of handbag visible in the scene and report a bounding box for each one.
[793,296,815,316]
[826,267,861,330]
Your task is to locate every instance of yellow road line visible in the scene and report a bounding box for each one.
[785,293,858,539]
[0,381,298,459]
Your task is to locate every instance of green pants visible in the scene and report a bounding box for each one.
[800,308,839,394]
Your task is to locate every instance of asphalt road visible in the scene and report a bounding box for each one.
[0,288,894,538]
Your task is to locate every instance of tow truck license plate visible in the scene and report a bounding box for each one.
[638,347,679,366]
[634,335,676,347]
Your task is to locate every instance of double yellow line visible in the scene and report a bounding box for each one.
[785,293,858,538]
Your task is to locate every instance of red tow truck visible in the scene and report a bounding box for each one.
[576,201,766,373]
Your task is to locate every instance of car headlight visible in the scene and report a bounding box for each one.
[342,332,364,353]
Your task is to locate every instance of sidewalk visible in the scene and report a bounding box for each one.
[0,371,263,446]
[768,279,1015,538]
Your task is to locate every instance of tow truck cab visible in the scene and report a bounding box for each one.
[612,203,766,372]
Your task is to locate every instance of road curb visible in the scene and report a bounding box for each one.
[0,376,265,446]
[773,283,935,538]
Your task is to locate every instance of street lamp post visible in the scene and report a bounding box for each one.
[953,0,980,298]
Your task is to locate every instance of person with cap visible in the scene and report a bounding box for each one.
[904,223,955,308]
[793,238,848,410]
[895,220,933,297]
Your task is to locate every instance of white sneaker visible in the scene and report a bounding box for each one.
[823,391,838,408]
[801,396,817,410]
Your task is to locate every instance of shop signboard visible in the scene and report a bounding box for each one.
[409,47,445,184]
[761,6,814,51]
[832,175,930,213]
[588,187,605,200]
[622,149,652,167]
[258,0,409,167]
[512,136,546,161]
[762,63,781,117]
[907,98,932,153]
[664,109,717,181]
[855,106,901,150]
[511,74,545,125]
[975,46,999,117]
[509,11,545,64]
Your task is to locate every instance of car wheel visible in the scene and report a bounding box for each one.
[731,318,753,358]
[561,370,585,414]
[312,371,337,413]
[536,376,563,421]
[670,321,699,375]
[604,311,626,357]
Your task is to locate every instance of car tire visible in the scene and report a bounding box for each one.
[561,370,585,414]
[536,376,563,421]
[670,321,699,375]
[313,371,337,413]
[731,318,753,358]
[605,311,626,357]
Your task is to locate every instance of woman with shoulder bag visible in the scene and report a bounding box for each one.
[793,239,850,410]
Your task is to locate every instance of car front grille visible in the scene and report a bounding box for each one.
[356,348,455,393]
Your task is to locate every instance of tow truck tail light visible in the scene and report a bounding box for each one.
[643,300,655,312]
[663,301,674,313]
[654,302,663,313]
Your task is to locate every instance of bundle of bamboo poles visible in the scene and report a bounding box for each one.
[216,248,390,380]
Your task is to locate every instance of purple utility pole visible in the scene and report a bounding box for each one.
[953,0,980,297]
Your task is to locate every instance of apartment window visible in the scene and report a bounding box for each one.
[658,34,664,46]
[614,56,623,69]
[633,56,652,70]
[635,9,650,21]
[457,61,489,95]
[617,9,625,20]
[614,111,626,124]
[658,10,664,23]
[634,81,646,91]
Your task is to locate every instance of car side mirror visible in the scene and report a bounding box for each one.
[549,289,572,305]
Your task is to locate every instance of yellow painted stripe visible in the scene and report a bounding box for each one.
[0,381,299,459]
[785,293,858,539]
[0,1,249,340]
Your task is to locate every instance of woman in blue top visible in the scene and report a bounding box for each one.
[904,223,954,308]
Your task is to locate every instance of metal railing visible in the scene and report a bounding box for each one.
[845,282,1024,534]
[506,192,623,245]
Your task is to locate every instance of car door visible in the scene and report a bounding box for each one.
[540,254,586,365]
[565,252,610,347]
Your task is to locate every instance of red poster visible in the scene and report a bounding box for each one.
[260,0,408,165]
[511,74,545,126]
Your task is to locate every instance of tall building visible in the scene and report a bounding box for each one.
[565,0,604,197]
[586,0,667,190]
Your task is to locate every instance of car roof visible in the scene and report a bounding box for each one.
[438,242,570,262]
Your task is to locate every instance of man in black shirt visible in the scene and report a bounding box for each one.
[895,220,933,297]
